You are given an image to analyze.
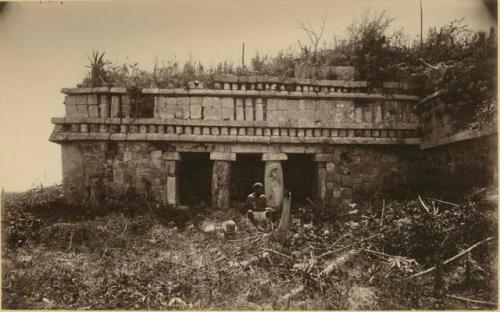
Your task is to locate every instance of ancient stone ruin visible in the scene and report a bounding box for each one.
[49,74,496,210]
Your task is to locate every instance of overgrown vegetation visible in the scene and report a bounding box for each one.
[80,11,496,127]
[2,185,496,309]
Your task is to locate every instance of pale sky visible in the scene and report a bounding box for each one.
[0,0,495,191]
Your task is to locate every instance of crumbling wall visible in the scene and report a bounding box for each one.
[321,145,421,204]
[418,134,497,199]
[415,89,497,198]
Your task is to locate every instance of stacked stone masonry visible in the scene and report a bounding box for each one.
[56,75,484,211]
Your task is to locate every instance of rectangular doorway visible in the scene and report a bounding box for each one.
[231,153,265,202]
[178,152,212,206]
[282,154,315,205]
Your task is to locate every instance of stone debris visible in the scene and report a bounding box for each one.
[347,286,378,310]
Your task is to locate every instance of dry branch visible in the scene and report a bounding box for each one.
[408,236,493,279]
[260,248,293,260]
[276,285,306,309]
[319,249,358,277]
[446,294,497,307]
[318,234,380,259]
[418,195,430,214]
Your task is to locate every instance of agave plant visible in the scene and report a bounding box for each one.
[86,50,110,87]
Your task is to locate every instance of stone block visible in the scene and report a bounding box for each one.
[282,145,305,153]
[255,99,264,121]
[267,98,278,110]
[221,97,233,108]
[264,160,284,208]
[235,98,245,121]
[88,105,99,117]
[160,152,179,162]
[221,107,234,120]
[210,152,236,161]
[244,98,254,121]
[212,106,222,120]
[167,176,178,205]
[87,94,99,105]
[76,95,87,105]
[65,104,77,117]
[189,96,202,106]
[262,153,287,161]
[190,104,202,119]
[313,154,335,162]
[64,95,77,105]
[76,104,89,117]
[110,95,121,118]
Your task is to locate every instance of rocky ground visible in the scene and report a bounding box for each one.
[1,185,497,309]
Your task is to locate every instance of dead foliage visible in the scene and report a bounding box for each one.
[1,185,497,309]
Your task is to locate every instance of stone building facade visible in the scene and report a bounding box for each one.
[49,75,427,210]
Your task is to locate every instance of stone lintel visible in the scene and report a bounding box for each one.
[313,154,335,162]
[262,153,288,161]
[163,152,180,161]
[210,152,236,161]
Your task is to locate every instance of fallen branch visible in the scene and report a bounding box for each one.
[330,231,351,248]
[318,234,380,259]
[446,294,497,307]
[426,197,459,207]
[228,233,268,242]
[276,285,305,309]
[320,249,358,276]
[408,236,493,279]
[418,195,430,214]
[418,58,439,70]
[260,248,293,260]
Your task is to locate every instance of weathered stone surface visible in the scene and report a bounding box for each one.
[212,160,232,209]
[110,95,121,118]
[262,153,287,161]
[244,98,254,121]
[210,152,236,161]
[314,164,327,203]
[163,152,180,161]
[235,98,244,121]
[64,95,77,105]
[264,160,284,209]
[313,154,335,162]
[65,104,77,117]
[167,176,178,205]
[76,105,89,118]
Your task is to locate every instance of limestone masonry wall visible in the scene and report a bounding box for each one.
[50,74,496,211]
[60,141,416,208]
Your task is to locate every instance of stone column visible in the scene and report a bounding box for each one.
[210,152,236,209]
[164,152,180,205]
[313,154,335,212]
[262,153,287,209]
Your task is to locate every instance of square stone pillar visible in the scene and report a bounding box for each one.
[313,154,335,213]
[262,153,287,209]
[210,152,236,209]
[163,152,180,205]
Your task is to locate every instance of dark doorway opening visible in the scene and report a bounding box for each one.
[179,153,212,205]
[231,154,265,202]
[283,154,315,204]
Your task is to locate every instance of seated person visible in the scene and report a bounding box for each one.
[245,182,281,228]
[245,182,267,212]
